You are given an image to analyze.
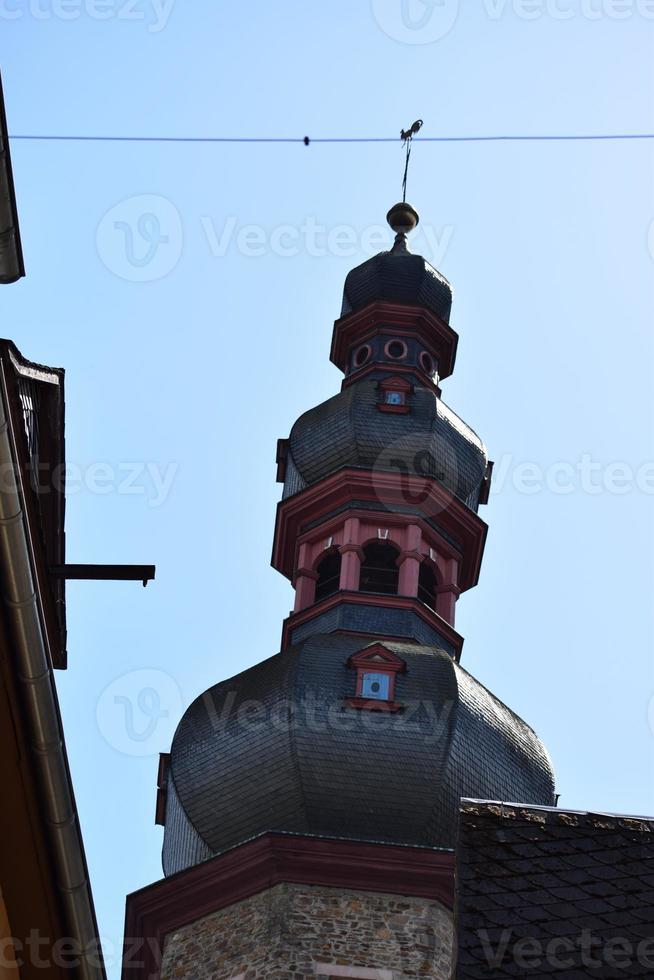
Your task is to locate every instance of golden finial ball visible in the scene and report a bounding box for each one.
[386,202,420,236]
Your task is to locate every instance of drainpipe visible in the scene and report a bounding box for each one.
[0,363,105,980]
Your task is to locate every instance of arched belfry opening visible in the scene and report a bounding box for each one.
[314,550,341,602]
[418,561,438,611]
[359,541,400,596]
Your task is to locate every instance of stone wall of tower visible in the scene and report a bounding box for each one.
[160,882,453,979]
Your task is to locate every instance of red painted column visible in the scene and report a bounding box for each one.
[436,557,460,625]
[398,524,423,597]
[294,569,318,611]
[339,517,363,590]
[293,542,318,612]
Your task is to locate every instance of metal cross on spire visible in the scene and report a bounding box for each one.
[400,119,423,203]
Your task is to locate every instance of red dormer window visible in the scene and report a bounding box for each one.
[377,376,412,414]
[345,644,406,712]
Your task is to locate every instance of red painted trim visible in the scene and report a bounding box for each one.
[399,549,424,563]
[291,511,460,612]
[331,302,458,380]
[344,697,404,713]
[272,468,487,593]
[349,643,406,704]
[383,338,408,361]
[340,327,441,366]
[359,533,400,552]
[122,834,455,979]
[420,351,435,376]
[377,402,410,414]
[436,584,461,597]
[353,343,373,368]
[333,628,422,645]
[348,643,407,671]
[299,511,457,566]
[379,376,413,393]
[377,376,412,414]
[339,542,365,558]
[280,590,464,658]
[342,359,438,392]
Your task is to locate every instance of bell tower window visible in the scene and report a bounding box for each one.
[315,550,341,602]
[359,541,400,596]
[418,561,437,611]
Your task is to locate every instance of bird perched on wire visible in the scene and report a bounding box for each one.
[400,119,424,202]
[401,119,423,143]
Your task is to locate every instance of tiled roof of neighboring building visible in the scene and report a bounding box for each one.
[162,635,555,876]
[455,801,654,979]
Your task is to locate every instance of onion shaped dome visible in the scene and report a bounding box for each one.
[283,379,488,511]
[342,250,453,324]
[162,634,555,876]
[341,203,453,323]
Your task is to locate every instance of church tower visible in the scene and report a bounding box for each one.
[124,203,555,980]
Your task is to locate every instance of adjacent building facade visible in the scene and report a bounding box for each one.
[0,83,105,980]
[0,341,106,980]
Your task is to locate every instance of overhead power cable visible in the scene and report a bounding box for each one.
[8,132,654,144]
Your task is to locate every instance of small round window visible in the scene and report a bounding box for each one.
[354,344,372,368]
[385,340,408,360]
[420,352,435,375]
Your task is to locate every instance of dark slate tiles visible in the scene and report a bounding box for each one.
[164,635,554,874]
[341,250,453,324]
[455,802,654,979]
[286,378,487,512]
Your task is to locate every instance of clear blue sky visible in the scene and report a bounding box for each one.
[2,2,653,974]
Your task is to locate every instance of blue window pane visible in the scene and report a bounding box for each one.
[361,672,391,700]
[385,391,404,405]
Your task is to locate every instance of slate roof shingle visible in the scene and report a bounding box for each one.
[455,801,654,979]
[342,249,453,323]
[163,636,555,876]
[285,379,488,512]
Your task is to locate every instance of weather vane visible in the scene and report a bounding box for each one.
[400,119,423,203]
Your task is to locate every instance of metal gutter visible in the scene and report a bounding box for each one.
[0,360,105,979]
